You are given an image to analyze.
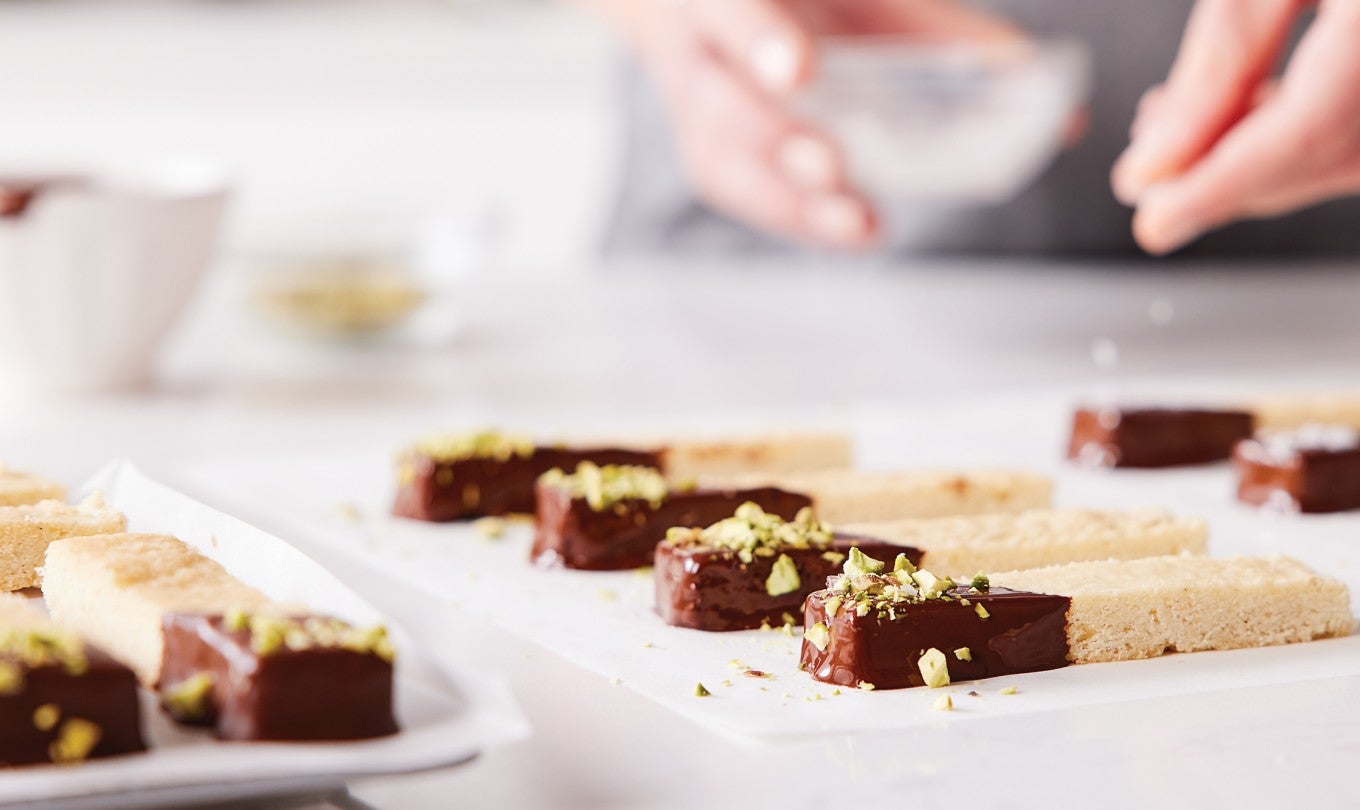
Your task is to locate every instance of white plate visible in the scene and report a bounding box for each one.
[0,462,528,810]
[182,390,1360,741]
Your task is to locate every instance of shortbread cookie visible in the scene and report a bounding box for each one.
[801,552,1351,689]
[42,533,271,685]
[840,509,1207,577]
[1068,407,1254,468]
[533,464,810,570]
[699,469,1052,523]
[43,533,397,741]
[0,493,126,591]
[1234,426,1360,513]
[392,429,852,522]
[0,465,65,508]
[0,594,144,766]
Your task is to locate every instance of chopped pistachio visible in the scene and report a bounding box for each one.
[609,677,622,686]
[641,641,654,649]
[911,569,954,599]
[823,596,843,617]
[931,694,953,712]
[803,622,831,652]
[726,659,746,669]
[666,502,833,559]
[337,501,363,523]
[48,718,101,764]
[0,661,22,695]
[596,589,618,602]
[859,681,876,691]
[765,554,801,597]
[971,572,991,590]
[954,647,973,662]
[473,517,507,540]
[413,430,534,463]
[163,673,216,721]
[999,686,1018,695]
[543,462,669,511]
[975,604,990,620]
[0,628,87,676]
[892,553,917,577]
[844,547,885,577]
[32,703,60,732]
[721,679,733,687]
[224,608,249,633]
[821,551,846,565]
[917,648,950,688]
[693,682,711,698]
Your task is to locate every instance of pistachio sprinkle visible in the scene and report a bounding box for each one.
[223,611,396,663]
[664,503,832,565]
[163,673,216,721]
[539,462,670,512]
[411,429,534,463]
[765,554,801,597]
[48,718,101,764]
[0,627,87,676]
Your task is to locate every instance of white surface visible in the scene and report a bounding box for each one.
[0,463,526,810]
[2,261,1360,807]
[182,387,1360,741]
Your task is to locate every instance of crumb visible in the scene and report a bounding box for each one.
[596,589,618,602]
[968,691,980,698]
[609,677,622,686]
[338,502,364,524]
[472,516,506,539]
[999,686,1018,695]
[932,695,953,712]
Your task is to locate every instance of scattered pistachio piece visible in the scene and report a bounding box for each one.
[596,589,618,602]
[931,694,953,712]
[975,603,990,620]
[609,677,622,686]
[721,679,733,687]
[48,718,101,764]
[844,547,885,577]
[954,647,973,662]
[337,502,363,524]
[32,703,60,732]
[821,551,845,565]
[892,553,917,576]
[0,661,22,695]
[765,554,801,597]
[803,622,831,652]
[971,572,990,590]
[473,517,507,540]
[859,681,876,691]
[918,648,950,688]
[999,686,1018,696]
[163,673,216,721]
[693,682,711,698]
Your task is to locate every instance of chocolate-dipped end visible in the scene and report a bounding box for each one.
[159,612,398,742]
[1234,427,1360,513]
[0,644,144,767]
[656,534,913,632]
[1068,407,1254,468]
[393,436,660,522]
[799,550,1070,690]
[532,471,812,571]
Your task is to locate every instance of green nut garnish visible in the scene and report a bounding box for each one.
[0,661,22,695]
[892,553,917,577]
[0,628,87,676]
[803,622,831,652]
[32,703,60,732]
[911,569,954,599]
[954,647,973,662]
[765,554,801,597]
[413,429,534,463]
[47,718,101,764]
[975,604,991,620]
[917,648,950,688]
[541,462,668,511]
[971,572,991,591]
[163,673,216,721]
[844,547,885,577]
[664,503,833,561]
[693,682,711,697]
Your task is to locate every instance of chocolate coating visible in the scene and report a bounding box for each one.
[1069,407,1254,468]
[533,485,812,570]
[1235,438,1360,513]
[0,648,145,767]
[393,446,660,522]
[655,535,914,632]
[160,614,398,742]
[801,587,1071,690]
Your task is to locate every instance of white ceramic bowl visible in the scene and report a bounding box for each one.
[0,161,229,393]
[796,38,1092,205]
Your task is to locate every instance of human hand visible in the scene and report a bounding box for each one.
[1112,0,1360,254]
[598,0,1023,249]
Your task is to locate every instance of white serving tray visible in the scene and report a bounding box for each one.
[182,389,1360,742]
[0,462,528,810]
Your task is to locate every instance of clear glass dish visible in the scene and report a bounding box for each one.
[796,37,1092,205]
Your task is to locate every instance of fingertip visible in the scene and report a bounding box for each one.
[805,194,877,248]
[777,133,843,190]
[1131,190,1204,256]
[749,28,815,92]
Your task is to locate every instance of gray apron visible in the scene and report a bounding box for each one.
[603,3,1359,258]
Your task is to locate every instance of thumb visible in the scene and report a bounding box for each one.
[690,0,816,92]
